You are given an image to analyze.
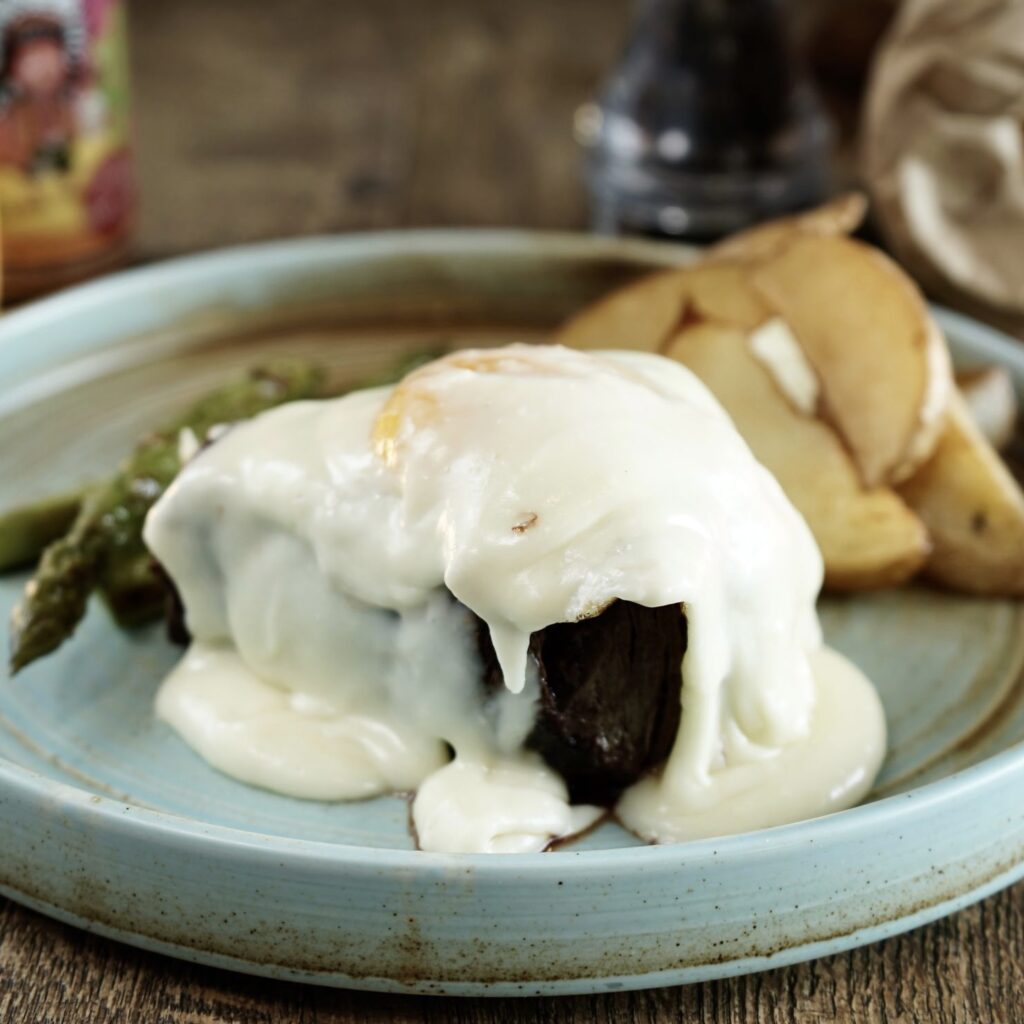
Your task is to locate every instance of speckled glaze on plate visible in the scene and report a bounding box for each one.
[0,232,1022,996]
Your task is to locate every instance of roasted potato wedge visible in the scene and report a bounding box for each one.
[665,323,930,589]
[683,262,771,330]
[750,235,952,488]
[555,261,768,353]
[899,394,1024,596]
[554,267,689,353]
[559,216,952,493]
[707,192,868,262]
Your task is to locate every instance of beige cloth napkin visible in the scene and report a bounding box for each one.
[862,0,1024,333]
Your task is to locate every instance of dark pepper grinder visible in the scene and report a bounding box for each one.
[577,0,832,241]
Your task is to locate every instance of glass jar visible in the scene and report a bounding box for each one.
[0,0,135,300]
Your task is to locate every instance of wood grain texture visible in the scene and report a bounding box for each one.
[1,0,1023,1020]
[130,0,623,257]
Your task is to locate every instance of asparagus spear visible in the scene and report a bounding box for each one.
[99,549,166,628]
[6,349,448,672]
[8,360,326,673]
[89,353,445,630]
[0,488,84,572]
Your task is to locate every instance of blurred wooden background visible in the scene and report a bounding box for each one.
[132,0,621,257]
[130,0,893,261]
[2,1,1022,1022]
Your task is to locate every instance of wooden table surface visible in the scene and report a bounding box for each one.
[2,1,1023,1021]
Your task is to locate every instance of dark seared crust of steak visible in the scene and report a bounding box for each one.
[153,560,191,646]
[475,600,686,805]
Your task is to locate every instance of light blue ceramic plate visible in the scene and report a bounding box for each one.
[0,232,1022,996]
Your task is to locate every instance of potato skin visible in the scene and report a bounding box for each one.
[899,394,1024,596]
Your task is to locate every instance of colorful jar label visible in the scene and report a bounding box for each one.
[0,0,134,274]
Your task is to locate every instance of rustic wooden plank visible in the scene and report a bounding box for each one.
[130,0,624,258]
[1,0,1021,1020]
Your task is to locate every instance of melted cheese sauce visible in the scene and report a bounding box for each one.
[145,345,886,853]
[618,646,885,841]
